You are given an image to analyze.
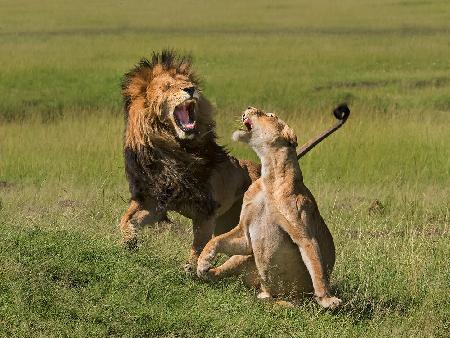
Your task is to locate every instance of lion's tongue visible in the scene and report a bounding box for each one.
[174,105,195,130]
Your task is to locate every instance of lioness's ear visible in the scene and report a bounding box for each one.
[232,130,251,143]
[281,125,298,147]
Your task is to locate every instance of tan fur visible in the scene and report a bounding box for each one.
[197,107,342,309]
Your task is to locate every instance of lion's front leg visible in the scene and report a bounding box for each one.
[185,217,216,273]
[119,199,165,249]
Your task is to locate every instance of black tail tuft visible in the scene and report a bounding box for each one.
[333,103,350,121]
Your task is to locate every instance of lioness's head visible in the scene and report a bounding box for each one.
[232,107,297,151]
[122,50,214,149]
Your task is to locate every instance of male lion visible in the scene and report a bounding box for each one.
[197,107,341,309]
[120,50,260,270]
[119,50,349,272]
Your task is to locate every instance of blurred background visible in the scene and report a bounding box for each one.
[1,0,450,119]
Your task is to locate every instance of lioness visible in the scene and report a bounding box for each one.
[197,107,342,309]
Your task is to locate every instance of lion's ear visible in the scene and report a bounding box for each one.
[281,125,298,147]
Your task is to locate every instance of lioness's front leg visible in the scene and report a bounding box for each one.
[197,224,252,279]
[206,254,257,284]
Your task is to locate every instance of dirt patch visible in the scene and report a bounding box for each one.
[315,79,395,91]
[344,225,448,240]
[411,225,449,238]
[0,180,15,190]
[314,77,450,92]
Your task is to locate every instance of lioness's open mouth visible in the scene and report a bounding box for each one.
[174,100,196,132]
[243,117,253,131]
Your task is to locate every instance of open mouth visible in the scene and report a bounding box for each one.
[173,100,196,132]
[243,117,253,131]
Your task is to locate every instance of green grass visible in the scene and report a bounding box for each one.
[1,0,449,121]
[1,0,449,337]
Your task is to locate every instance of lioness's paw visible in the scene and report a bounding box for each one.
[232,130,250,143]
[257,291,272,300]
[315,296,342,309]
[196,259,212,279]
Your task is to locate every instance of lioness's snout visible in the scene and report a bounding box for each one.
[242,106,259,123]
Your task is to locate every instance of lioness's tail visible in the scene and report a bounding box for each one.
[296,103,350,160]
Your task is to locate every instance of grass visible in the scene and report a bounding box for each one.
[1,0,450,121]
[1,0,449,337]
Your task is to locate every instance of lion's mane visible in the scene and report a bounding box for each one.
[122,50,228,215]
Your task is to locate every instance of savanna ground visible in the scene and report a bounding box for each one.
[0,0,449,337]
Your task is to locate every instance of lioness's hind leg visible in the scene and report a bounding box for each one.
[315,295,342,310]
[257,286,272,300]
[120,200,163,249]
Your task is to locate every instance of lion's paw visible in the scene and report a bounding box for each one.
[315,295,342,310]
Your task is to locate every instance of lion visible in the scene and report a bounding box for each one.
[197,107,342,309]
[119,50,260,271]
[119,50,349,272]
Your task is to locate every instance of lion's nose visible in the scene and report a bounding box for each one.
[183,87,195,97]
